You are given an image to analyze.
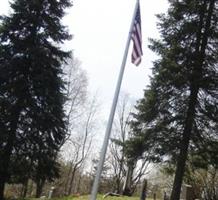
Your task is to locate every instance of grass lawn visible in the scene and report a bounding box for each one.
[52,195,154,200]
[44,195,156,200]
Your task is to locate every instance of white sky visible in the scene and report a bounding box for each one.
[65,0,169,124]
[65,0,169,101]
[0,0,169,143]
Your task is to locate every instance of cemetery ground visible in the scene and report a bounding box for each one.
[13,195,158,200]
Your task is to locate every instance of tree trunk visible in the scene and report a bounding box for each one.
[116,156,124,193]
[35,179,45,198]
[21,179,29,198]
[169,119,194,200]
[170,78,200,200]
[0,179,5,200]
[76,173,82,193]
[122,161,135,196]
[153,193,156,200]
[28,179,34,197]
[115,177,121,194]
[140,179,147,200]
[0,104,22,200]
[170,1,215,199]
[0,137,14,200]
[68,166,77,195]
[64,163,73,195]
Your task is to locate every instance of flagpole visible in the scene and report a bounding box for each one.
[90,1,140,200]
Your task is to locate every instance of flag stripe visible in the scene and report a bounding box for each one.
[132,27,142,59]
[131,3,143,66]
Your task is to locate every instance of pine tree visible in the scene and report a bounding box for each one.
[131,0,218,199]
[0,0,72,199]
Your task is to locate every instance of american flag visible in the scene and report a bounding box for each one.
[131,3,143,66]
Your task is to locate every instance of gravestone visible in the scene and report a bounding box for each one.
[48,186,55,199]
[180,184,193,200]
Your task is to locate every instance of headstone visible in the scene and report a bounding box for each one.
[180,184,192,200]
[48,186,55,199]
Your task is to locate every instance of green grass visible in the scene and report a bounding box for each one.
[47,195,155,200]
[18,195,157,200]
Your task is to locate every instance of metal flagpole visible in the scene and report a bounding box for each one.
[90,1,139,200]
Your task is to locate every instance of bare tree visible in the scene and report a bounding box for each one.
[122,152,151,196]
[108,93,151,195]
[63,57,88,135]
[63,94,100,195]
[61,56,90,195]
[108,93,133,193]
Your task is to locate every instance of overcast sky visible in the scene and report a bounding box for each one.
[0,0,169,139]
[65,0,169,106]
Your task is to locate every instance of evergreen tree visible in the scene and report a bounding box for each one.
[0,0,72,199]
[131,0,218,199]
